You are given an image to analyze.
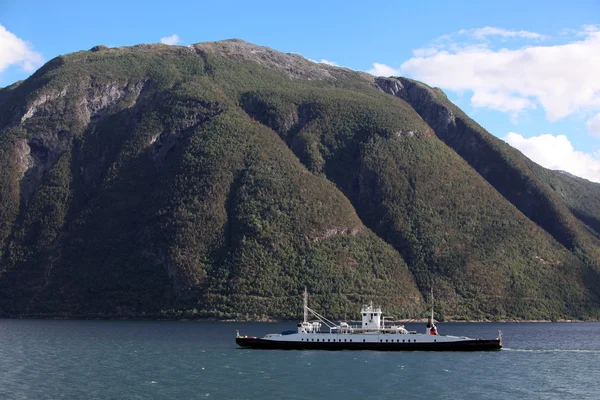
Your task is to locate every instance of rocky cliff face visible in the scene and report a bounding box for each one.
[0,40,599,320]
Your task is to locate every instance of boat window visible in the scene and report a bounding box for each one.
[350,339,352,342]
[363,339,365,342]
[380,339,382,342]
[328,339,330,342]
[363,313,366,316]
[403,339,405,342]
[344,339,347,342]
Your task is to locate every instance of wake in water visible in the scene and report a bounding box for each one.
[503,348,600,353]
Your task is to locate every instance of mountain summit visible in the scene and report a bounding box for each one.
[1,40,599,320]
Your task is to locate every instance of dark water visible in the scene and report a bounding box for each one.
[1,320,599,399]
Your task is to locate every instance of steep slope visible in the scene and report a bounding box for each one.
[197,41,597,319]
[375,77,600,265]
[0,43,421,319]
[528,165,600,238]
[0,40,598,320]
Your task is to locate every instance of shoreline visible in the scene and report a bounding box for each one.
[0,314,597,323]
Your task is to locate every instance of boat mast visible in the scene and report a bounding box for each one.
[430,287,434,323]
[303,287,308,323]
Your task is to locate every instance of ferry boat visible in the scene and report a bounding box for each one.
[236,290,502,351]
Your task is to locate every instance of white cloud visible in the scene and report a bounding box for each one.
[319,59,338,66]
[582,24,600,34]
[471,90,536,115]
[367,62,400,77]
[503,132,600,182]
[412,47,439,57]
[160,34,180,45]
[307,58,339,66]
[586,113,600,137]
[460,26,546,40]
[370,26,600,122]
[0,25,43,73]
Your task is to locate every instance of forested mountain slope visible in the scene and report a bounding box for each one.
[0,40,598,320]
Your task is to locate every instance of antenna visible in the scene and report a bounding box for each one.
[303,287,308,323]
[430,287,434,323]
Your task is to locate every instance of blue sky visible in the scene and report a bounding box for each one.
[2,0,600,181]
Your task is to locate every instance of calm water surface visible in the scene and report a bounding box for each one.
[1,320,599,399]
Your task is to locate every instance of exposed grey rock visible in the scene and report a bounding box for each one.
[394,130,417,138]
[21,87,69,123]
[375,77,404,96]
[194,39,371,82]
[310,226,364,242]
[78,80,145,123]
[13,139,34,180]
[17,135,67,207]
[90,45,109,52]
[375,76,455,132]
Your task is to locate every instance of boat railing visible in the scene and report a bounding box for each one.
[309,327,414,335]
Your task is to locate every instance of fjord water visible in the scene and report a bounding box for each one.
[1,320,599,399]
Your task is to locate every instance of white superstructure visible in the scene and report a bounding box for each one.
[260,289,474,344]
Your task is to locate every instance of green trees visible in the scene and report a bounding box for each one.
[0,41,598,320]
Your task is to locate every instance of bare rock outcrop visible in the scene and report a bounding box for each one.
[375,76,455,132]
[194,39,371,82]
[78,79,146,123]
[21,87,69,124]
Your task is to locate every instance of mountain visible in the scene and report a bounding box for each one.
[0,39,599,320]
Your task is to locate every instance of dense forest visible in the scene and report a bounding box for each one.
[1,40,599,321]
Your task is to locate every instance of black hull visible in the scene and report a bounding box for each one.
[236,337,502,351]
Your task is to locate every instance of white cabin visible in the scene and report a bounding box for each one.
[361,302,382,330]
[297,321,321,333]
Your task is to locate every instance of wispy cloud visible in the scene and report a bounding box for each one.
[459,26,546,40]
[307,58,339,66]
[587,113,600,137]
[367,62,400,77]
[412,47,440,57]
[0,24,43,74]
[504,132,600,183]
[319,59,338,66]
[160,34,180,46]
[369,26,600,123]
